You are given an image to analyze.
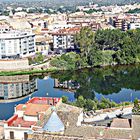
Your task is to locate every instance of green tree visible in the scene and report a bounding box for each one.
[34,53,44,63]
[75,27,95,61]
[76,96,85,108]
[85,99,97,111]
[62,96,68,103]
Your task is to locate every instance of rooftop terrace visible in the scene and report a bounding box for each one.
[27,97,61,106]
[6,114,36,127]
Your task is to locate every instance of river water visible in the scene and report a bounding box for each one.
[1,64,140,120]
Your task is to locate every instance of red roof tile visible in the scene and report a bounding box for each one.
[10,117,36,127]
[24,103,50,116]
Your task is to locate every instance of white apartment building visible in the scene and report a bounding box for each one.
[0,30,35,59]
[53,34,74,51]
[52,27,80,53]
[129,22,140,29]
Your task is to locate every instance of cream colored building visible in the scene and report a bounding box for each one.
[35,35,49,55]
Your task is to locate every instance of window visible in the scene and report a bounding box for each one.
[24,132,28,140]
[10,131,14,139]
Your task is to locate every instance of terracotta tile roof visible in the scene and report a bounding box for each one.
[16,103,50,116]
[51,27,81,35]
[24,103,50,116]
[41,28,49,31]
[16,104,25,111]
[27,97,61,105]
[10,117,36,127]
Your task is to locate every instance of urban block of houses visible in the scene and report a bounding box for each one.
[4,97,61,140]
[3,95,140,140]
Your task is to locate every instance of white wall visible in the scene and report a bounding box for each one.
[130,23,140,29]
[0,32,35,58]
[4,127,31,140]
[23,115,38,122]
[15,110,24,118]
[76,111,84,126]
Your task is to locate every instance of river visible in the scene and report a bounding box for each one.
[0,64,140,120]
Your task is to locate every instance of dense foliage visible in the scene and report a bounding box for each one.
[127,8,140,13]
[76,27,140,66]
[62,95,131,111]
[28,52,45,65]
[132,98,140,115]
[51,28,140,69]
[50,52,87,70]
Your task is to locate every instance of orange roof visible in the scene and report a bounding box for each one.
[27,97,61,105]
[16,103,50,116]
[51,27,81,35]
[16,104,25,111]
[10,117,36,127]
[41,28,49,31]
[24,103,50,116]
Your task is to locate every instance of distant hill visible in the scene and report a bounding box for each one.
[0,0,140,7]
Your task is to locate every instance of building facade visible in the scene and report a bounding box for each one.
[4,97,61,140]
[51,27,80,53]
[0,75,37,100]
[109,16,129,31]
[129,22,140,29]
[0,30,35,59]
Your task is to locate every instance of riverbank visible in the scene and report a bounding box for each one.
[0,67,58,76]
[0,62,138,76]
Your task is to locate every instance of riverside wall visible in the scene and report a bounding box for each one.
[0,59,29,71]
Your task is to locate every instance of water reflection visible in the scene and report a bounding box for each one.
[54,79,79,92]
[1,64,140,120]
[51,65,140,102]
[0,75,37,100]
[0,75,75,120]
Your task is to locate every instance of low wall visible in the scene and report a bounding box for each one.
[132,115,140,140]
[0,75,29,83]
[0,59,29,71]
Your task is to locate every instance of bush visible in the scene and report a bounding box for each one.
[62,96,68,103]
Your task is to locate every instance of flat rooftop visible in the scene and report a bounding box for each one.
[7,115,36,128]
[16,103,50,116]
[27,97,61,105]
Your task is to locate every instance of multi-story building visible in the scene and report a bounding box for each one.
[4,97,62,140]
[129,22,140,29]
[35,35,49,55]
[0,29,35,59]
[51,27,80,53]
[109,16,129,31]
[0,75,37,100]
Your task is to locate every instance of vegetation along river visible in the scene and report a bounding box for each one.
[0,64,140,120]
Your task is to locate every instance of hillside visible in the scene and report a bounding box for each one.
[0,0,140,7]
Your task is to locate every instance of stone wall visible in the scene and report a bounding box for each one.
[0,59,29,71]
[132,115,140,140]
[0,75,29,83]
[32,133,88,140]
